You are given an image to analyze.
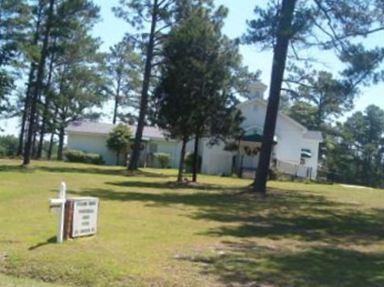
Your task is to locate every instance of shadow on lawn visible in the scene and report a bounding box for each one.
[0,163,171,178]
[189,241,384,287]
[72,183,384,286]
[72,186,384,245]
[106,180,243,192]
[0,164,31,173]
[28,236,57,251]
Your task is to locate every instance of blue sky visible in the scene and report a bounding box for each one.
[1,0,383,135]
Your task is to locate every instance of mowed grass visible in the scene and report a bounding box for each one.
[1,159,384,286]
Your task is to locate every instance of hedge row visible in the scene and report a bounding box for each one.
[64,149,104,165]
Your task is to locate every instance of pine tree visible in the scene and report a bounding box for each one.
[154,3,244,182]
[327,105,384,187]
[23,0,55,165]
[16,0,101,161]
[114,0,215,171]
[245,0,384,194]
[114,0,173,170]
[51,31,105,160]
[286,71,357,129]
[16,0,46,155]
[0,0,30,120]
[106,36,142,125]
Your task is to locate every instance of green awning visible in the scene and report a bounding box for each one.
[241,133,263,142]
[241,133,277,144]
[301,149,312,158]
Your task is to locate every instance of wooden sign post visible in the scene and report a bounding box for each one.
[64,197,99,239]
[49,182,99,243]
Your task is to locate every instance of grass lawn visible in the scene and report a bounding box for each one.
[1,159,384,286]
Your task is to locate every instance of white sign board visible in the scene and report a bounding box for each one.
[72,197,99,237]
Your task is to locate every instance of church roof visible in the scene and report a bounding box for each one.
[66,121,167,140]
[238,97,323,141]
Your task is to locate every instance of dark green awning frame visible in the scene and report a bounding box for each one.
[301,148,312,158]
[241,133,263,142]
[241,133,277,144]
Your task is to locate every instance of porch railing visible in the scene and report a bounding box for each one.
[240,160,313,179]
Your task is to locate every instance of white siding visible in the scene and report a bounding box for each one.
[66,98,321,178]
[67,132,116,165]
[240,102,303,163]
[150,139,181,168]
[301,138,321,179]
[237,100,321,179]
[201,140,233,175]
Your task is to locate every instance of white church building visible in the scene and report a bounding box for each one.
[66,82,322,179]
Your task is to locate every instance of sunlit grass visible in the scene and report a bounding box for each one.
[1,159,384,286]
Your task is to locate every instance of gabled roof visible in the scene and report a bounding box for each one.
[66,121,167,140]
[238,97,323,140]
[66,122,113,135]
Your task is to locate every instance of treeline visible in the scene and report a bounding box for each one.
[287,102,384,188]
[1,0,104,162]
[281,70,384,187]
[0,0,254,183]
[1,0,384,191]
[0,0,142,162]
[0,134,57,158]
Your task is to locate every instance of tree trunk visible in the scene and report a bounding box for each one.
[36,99,49,158]
[18,67,35,156]
[37,50,55,159]
[57,125,65,161]
[112,76,121,125]
[47,132,54,160]
[23,0,55,165]
[192,135,199,182]
[253,0,297,194]
[17,97,29,156]
[177,138,187,183]
[112,96,119,125]
[32,128,38,158]
[17,2,43,157]
[128,0,159,171]
[315,96,324,129]
[116,152,120,165]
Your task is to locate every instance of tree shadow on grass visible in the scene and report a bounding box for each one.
[71,186,384,245]
[70,187,241,207]
[0,164,31,173]
[188,242,384,287]
[72,184,384,286]
[106,180,244,192]
[194,194,384,245]
[37,166,171,178]
[0,163,171,178]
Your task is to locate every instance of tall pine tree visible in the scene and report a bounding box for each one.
[154,3,244,182]
[245,0,384,194]
[106,36,142,125]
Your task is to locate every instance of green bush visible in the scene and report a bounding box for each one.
[153,152,170,168]
[185,152,201,172]
[106,124,131,165]
[0,135,18,158]
[64,149,104,165]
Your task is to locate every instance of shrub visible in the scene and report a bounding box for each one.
[106,124,131,165]
[153,152,170,168]
[185,152,201,172]
[85,153,105,165]
[0,135,18,158]
[64,149,104,165]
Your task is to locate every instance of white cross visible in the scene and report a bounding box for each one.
[49,182,67,243]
